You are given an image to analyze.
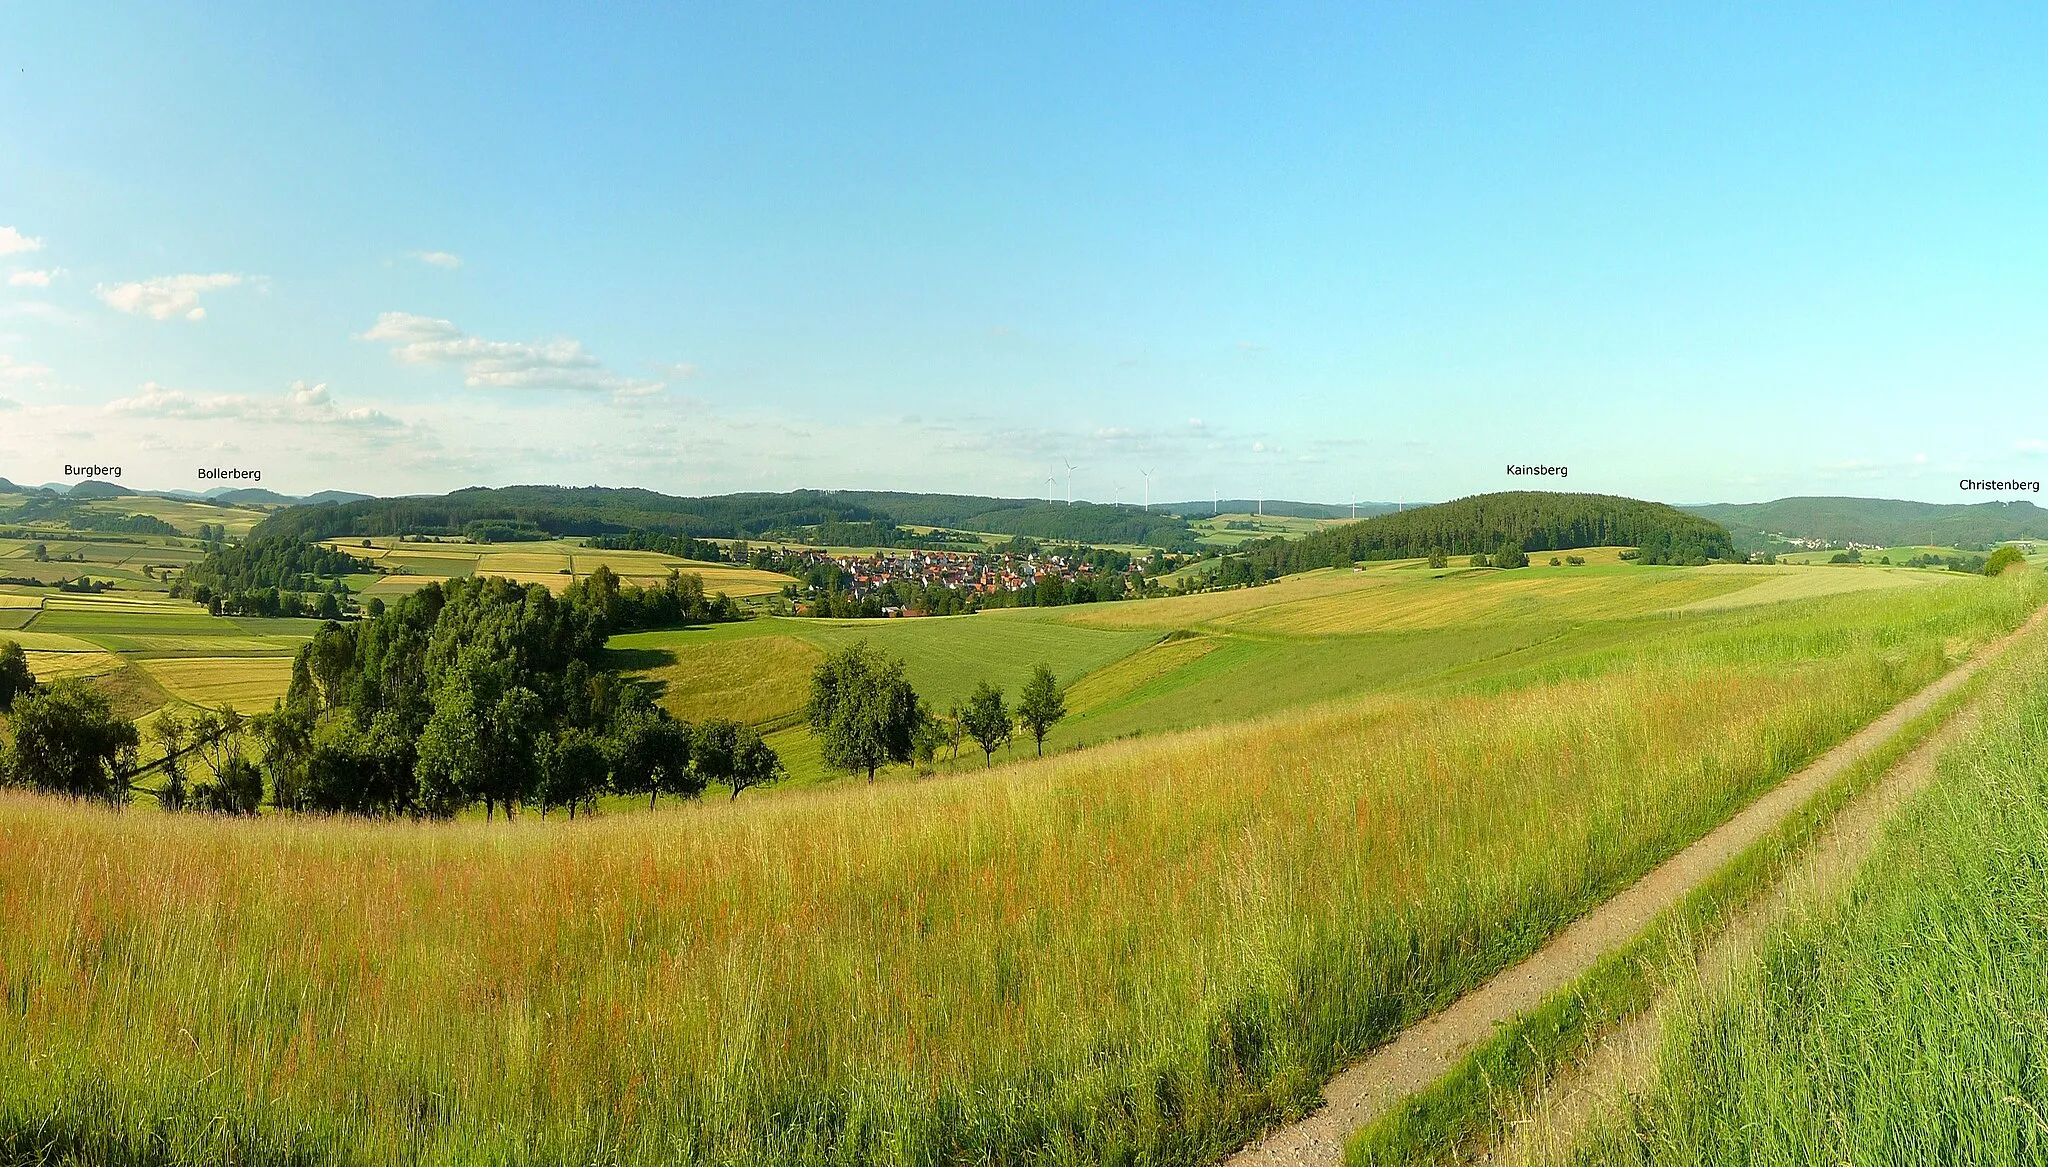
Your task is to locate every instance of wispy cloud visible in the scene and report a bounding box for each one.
[97,273,248,321]
[0,227,43,256]
[0,353,53,387]
[105,381,402,428]
[7,269,58,288]
[410,250,462,269]
[360,311,663,398]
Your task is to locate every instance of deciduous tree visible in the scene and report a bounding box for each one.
[1015,664,1066,757]
[960,680,1012,767]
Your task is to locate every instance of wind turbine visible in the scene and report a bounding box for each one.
[1064,461,1080,506]
[1140,468,1154,512]
[1046,464,1058,504]
[1113,481,1122,509]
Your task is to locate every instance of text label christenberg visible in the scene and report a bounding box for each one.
[199,467,263,482]
[1507,464,1568,478]
[1959,478,2040,493]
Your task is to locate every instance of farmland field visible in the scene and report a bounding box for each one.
[623,560,1978,783]
[330,537,797,599]
[1,567,2039,1166]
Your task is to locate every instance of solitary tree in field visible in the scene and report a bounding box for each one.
[1427,549,1448,569]
[1985,546,2026,576]
[0,639,34,711]
[1015,664,1066,757]
[807,641,925,782]
[960,680,1012,767]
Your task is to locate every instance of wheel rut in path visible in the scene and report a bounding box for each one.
[1220,605,2048,1167]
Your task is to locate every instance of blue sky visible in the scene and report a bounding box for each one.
[2,4,2044,504]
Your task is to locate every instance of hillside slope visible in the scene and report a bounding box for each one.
[255,485,1198,547]
[1236,491,1735,575]
[1687,496,2048,549]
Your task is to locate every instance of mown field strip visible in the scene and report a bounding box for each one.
[1222,601,2048,1167]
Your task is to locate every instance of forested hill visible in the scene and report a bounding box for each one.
[1232,491,1736,575]
[1685,497,2048,550]
[254,485,1198,547]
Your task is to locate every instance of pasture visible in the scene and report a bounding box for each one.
[624,558,1974,784]
[1,569,2039,1167]
[332,537,797,599]
[1189,511,1335,547]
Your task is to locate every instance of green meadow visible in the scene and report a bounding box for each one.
[1,565,2038,1167]
[617,559,1970,785]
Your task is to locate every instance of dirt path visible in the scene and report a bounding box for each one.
[1222,607,2048,1167]
[1474,682,1984,1166]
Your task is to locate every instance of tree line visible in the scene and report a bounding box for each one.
[0,566,778,817]
[803,642,1069,777]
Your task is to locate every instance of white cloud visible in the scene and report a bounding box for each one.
[0,353,52,385]
[360,311,663,397]
[411,250,462,269]
[0,227,43,256]
[104,380,402,428]
[97,273,247,321]
[0,396,19,410]
[2018,439,2047,455]
[8,269,57,288]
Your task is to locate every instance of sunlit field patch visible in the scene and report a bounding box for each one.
[1,571,2039,1166]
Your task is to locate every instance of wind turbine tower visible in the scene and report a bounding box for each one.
[1046,464,1057,503]
[1140,468,1154,512]
[1064,461,1080,505]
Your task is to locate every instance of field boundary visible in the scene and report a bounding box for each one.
[1221,601,2048,1167]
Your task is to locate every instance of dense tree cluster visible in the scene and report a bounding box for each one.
[1229,492,1737,576]
[254,569,775,818]
[1,677,139,804]
[562,566,743,631]
[586,530,736,564]
[175,534,373,616]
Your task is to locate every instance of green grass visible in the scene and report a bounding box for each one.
[0,574,2040,1167]
[1569,611,2048,1166]
[626,564,2009,790]
[1345,626,2012,1167]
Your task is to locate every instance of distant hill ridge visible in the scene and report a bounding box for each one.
[1234,491,1736,574]
[256,484,1205,547]
[0,478,373,506]
[1685,496,2048,549]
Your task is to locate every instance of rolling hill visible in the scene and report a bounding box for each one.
[1687,496,2048,550]
[1233,490,1737,575]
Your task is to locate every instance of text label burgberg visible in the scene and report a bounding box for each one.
[1507,464,1568,478]
[1959,478,2041,493]
[199,467,262,482]
[64,464,122,478]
